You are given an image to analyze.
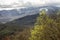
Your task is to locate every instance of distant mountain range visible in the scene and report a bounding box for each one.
[0,5,60,23]
[0,6,40,23]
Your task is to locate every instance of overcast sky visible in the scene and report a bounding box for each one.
[0,0,60,5]
[0,0,60,10]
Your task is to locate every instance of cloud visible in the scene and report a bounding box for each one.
[0,0,60,6]
[23,0,60,4]
[44,0,60,4]
[0,0,19,5]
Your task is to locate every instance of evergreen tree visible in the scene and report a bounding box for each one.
[29,9,60,40]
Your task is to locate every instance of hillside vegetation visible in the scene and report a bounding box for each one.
[29,9,60,40]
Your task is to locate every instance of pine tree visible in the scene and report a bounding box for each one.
[29,9,60,40]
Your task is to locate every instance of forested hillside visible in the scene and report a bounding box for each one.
[29,9,60,40]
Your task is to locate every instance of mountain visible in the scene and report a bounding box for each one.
[0,6,40,23]
[0,6,59,33]
[6,14,39,27]
[0,5,60,37]
[0,5,60,23]
[0,14,39,36]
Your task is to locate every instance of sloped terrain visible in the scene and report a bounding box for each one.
[0,14,39,36]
